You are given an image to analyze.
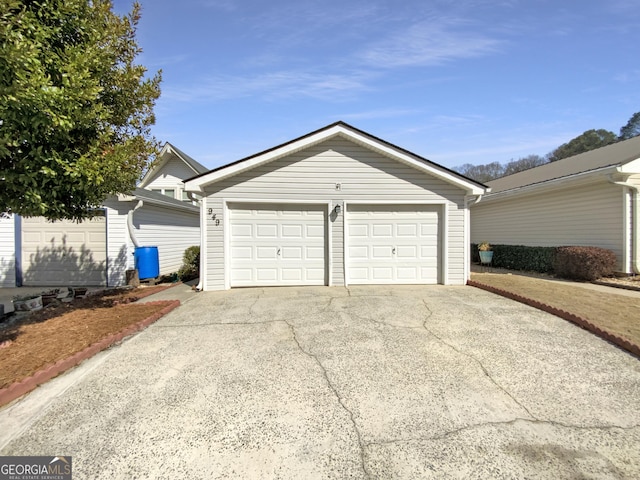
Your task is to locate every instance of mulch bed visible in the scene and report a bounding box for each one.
[0,285,178,392]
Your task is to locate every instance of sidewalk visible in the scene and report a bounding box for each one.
[135,279,200,304]
[471,265,640,299]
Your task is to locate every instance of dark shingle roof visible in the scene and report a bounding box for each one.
[487,135,640,194]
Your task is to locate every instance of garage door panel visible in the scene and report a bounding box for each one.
[372,245,393,259]
[306,246,325,259]
[256,246,278,259]
[257,269,278,281]
[257,224,278,238]
[231,224,252,237]
[372,224,393,237]
[372,267,393,280]
[349,224,368,237]
[396,224,418,236]
[306,224,325,237]
[229,204,327,287]
[281,269,303,281]
[347,205,440,285]
[281,246,303,259]
[397,267,418,280]
[282,225,303,238]
[396,245,418,258]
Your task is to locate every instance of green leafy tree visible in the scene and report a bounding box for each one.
[0,0,161,220]
[547,129,617,162]
[619,112,640,140]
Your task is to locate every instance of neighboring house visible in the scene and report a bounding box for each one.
[184,121,487,291]
[0,143,207,287]
[471,135,640,275]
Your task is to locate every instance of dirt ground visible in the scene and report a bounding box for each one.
[471,271,640,348]
[0,286,174,389]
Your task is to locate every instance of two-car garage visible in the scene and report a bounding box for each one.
[227,203,442,288]
[187,122,486,290]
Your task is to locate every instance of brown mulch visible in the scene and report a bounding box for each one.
[0,286,175,389]
[470,271,640,349]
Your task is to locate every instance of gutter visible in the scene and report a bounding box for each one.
[127,200,144,248]
[608,174,640,275]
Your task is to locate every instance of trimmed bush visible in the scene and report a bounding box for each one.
[471,244,555,273]
[552,246,616,281]
[177,245,200,281]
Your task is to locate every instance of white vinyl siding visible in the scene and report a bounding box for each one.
[133,204,200,275]
[0,215,16,287]
[206,197,225,288]
[103,200,134,287]
[21,214,107,286]
[331,200,344,285]
[144,156,195,201]
[203,138,466,290]
[471,181,626,271]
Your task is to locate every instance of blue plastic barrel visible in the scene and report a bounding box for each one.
[135,246,159,280]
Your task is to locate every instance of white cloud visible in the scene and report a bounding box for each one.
[338,108,423,121]
[163,70,376,102]
[360,18,502,68]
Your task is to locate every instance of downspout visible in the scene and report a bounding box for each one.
[608,175,640,275]
[187,192,204,291]
[127,200,144,248]
[464,195,483,282]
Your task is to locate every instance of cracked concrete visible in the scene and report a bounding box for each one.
[1,285,640,479]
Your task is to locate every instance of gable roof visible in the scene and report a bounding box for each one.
[487,135,640,194]
[117,187,199,213]
[184,121,487,195]
[139,142,207,187]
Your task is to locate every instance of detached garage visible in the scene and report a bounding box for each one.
[185,122,487,291]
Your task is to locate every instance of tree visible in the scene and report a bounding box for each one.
[547,129,617,162]
[453,162,504,183]
[619,112,640,140]
[502,154,547,176]
[0,0,161,220]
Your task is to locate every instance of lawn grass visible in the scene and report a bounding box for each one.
[470,272,640,348]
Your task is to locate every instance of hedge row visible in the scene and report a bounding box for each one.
[472,244,616,281]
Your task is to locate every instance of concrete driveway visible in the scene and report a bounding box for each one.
[1,286,639,479]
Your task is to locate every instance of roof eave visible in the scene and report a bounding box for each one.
[476,165,620,204]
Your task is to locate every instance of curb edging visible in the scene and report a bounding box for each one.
[0,300,180,408]
[467,280,640,358]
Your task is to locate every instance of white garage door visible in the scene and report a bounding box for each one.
[229,204,327,287]
[347,204,440,284]
[21,212,107,286]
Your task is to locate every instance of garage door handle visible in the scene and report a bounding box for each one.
[277,248,281,256]
[392,247,396,254]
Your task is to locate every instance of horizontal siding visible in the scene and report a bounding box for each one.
[0,215,16,287]
[144,157,194,190]
[134,204,200,275]
[204,138,467,287]
[104,200,132,287]
[205,197,224,290]
[471,181,625,270]
[332,200,344,286]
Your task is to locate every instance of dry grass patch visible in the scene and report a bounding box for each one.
[471,272,640,347]
[0,286,175,389]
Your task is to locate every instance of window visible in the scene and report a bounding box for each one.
[164,189,175,199]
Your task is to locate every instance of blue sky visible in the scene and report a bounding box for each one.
[113,0,640,170]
